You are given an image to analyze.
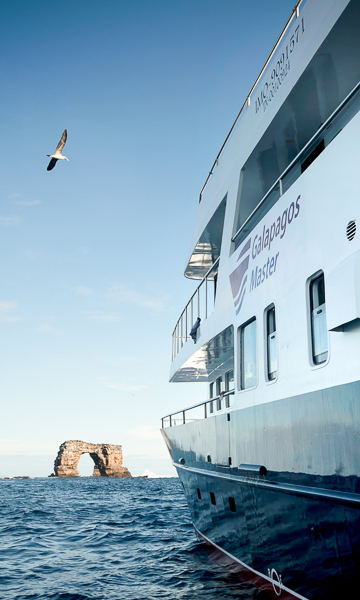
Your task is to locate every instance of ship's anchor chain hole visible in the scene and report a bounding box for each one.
[268,568,282,596]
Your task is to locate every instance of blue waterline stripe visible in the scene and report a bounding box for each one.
[175,463,360,508]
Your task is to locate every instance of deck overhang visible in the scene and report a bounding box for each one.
[170,325,234,382]
[184,196,227,280]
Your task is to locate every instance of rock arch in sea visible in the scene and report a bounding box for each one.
[54,440,132,478]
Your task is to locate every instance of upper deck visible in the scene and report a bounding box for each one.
[185,0,355,280]
[171,0,360,384]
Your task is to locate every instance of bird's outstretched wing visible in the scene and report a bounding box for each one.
[47,158,58,171]
[55,129,67,154]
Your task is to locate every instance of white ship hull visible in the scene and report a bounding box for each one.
[162,1,360,597]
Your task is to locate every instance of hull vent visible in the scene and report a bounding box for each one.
[347,220,356,241]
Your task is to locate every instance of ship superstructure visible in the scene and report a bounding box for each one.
[162,1,360,598]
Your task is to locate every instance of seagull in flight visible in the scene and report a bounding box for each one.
[46,130,69,171]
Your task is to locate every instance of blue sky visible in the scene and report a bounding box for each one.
[0,0,295,477]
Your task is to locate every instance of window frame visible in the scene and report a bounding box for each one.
[238,317,258,391]
[216,376,223,410]
[209,381,214,414]
[264,303,278,383]
[306,270,329,368]
[224,369,235,407]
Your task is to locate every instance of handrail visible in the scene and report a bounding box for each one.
[173,256,219,331]
[232,79,360,244]
[172,257,220,360]
[199,0,304,203]
[161,390,235,428]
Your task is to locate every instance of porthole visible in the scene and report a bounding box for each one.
[229,497,236,512]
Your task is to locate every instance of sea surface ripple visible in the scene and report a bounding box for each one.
[0,478,261,600]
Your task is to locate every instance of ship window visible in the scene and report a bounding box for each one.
[265,305,277,381]
[216,376,223,410]
[225,369,234,407]
[231,82,360,253]
[210,492,216,505]
[228,497,236,512]
[309,272,328,365]
[240,318,257,390]
[197,488,202,500]
[207,455,211,463]
[209,382,214,413]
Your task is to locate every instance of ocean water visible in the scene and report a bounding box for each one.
[0,477,261,600]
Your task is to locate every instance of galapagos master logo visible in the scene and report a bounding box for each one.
[229,195,301,315]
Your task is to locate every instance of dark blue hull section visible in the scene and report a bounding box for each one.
[162,382,360,598]
[177,464,360,599]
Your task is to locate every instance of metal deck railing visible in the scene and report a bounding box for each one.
[199,0,305,203]
[172,257,220,360]
[161,390,235,428]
